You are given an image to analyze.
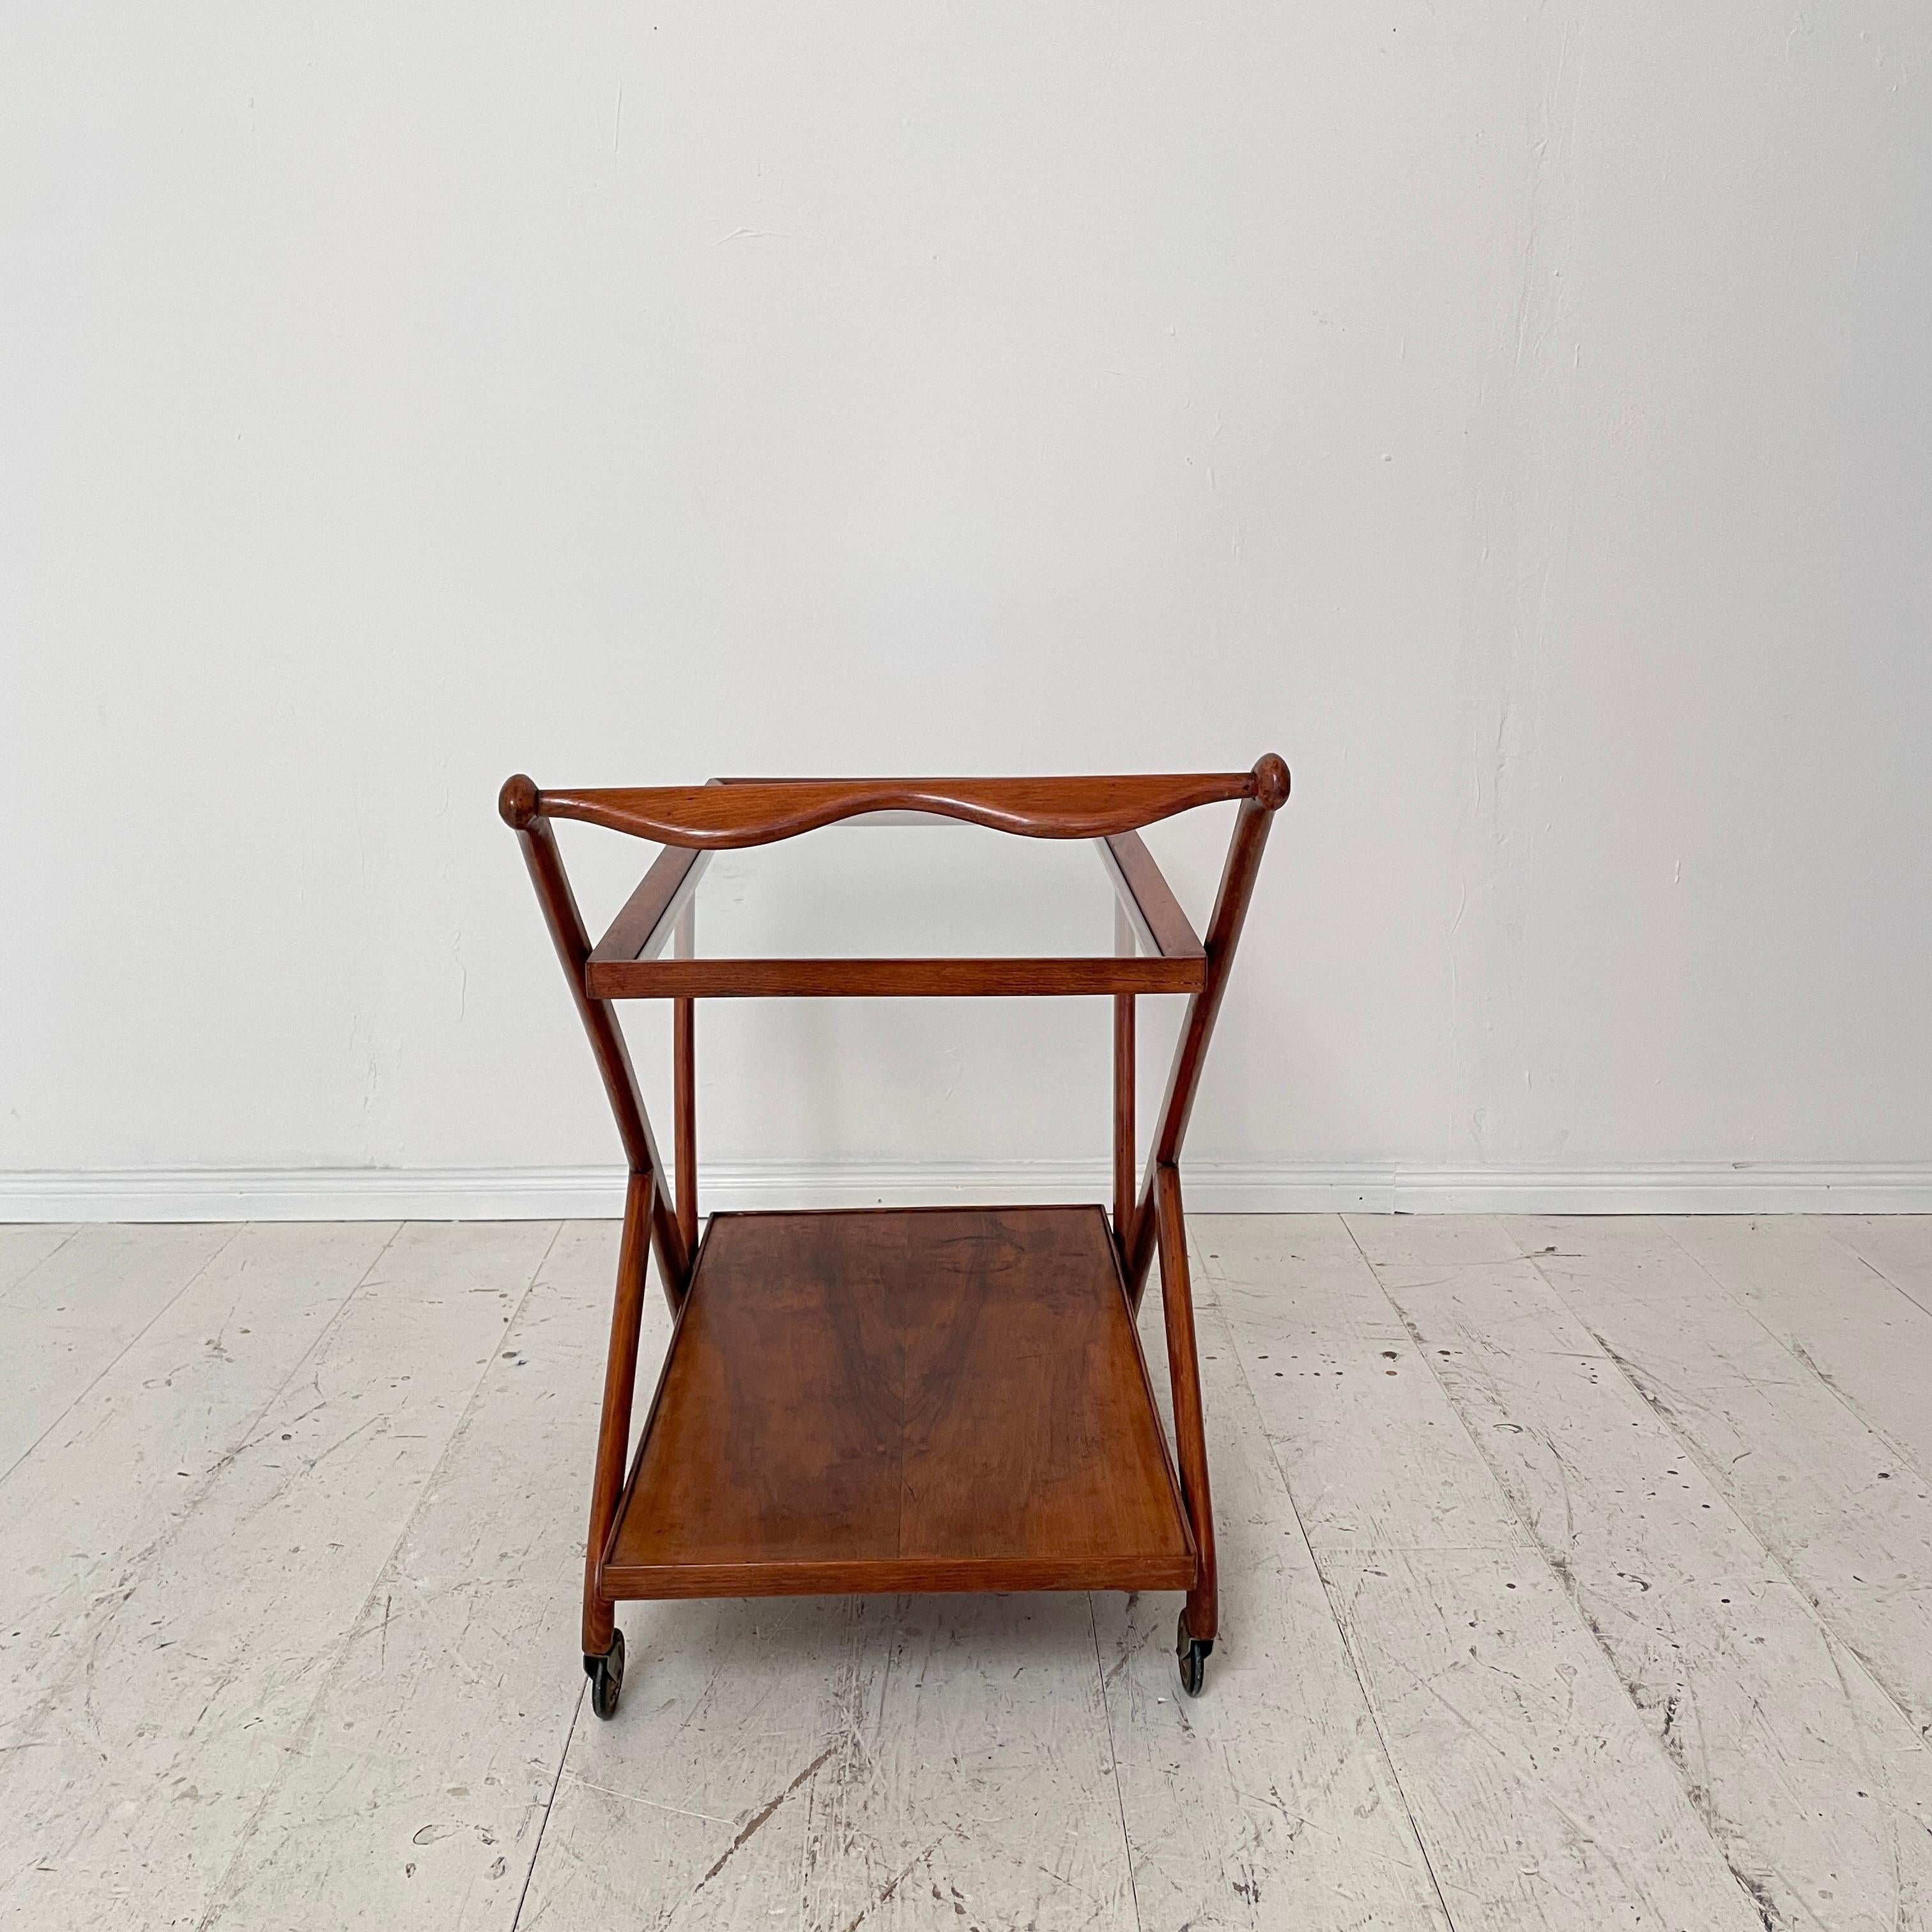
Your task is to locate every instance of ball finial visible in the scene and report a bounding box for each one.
[498,774,540,829]
[1252,753,1291,809]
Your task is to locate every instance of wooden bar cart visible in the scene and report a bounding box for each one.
[499,759,1289,1717]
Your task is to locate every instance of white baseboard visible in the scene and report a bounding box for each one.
[1,1160,1928,1222]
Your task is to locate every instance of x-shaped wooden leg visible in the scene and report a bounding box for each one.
[501,781,695,1662]
[1117,756,1287,1649]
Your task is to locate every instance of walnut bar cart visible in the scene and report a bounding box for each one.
[499,760,1289,1717]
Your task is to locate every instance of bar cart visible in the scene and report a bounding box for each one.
[500,760,1288,1715]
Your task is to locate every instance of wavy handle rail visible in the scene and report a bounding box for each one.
[500,760,1289,848]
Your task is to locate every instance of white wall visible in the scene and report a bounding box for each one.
[4,1,1929,1216]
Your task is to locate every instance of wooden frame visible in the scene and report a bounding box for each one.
[500,756,1288,1711]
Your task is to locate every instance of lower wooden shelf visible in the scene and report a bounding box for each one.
[601,1204,1197,1600]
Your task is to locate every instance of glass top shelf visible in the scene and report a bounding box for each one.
[581,818,1206,1000]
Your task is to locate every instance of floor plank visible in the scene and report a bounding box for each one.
[0,1223,400,1733]
[1830,1218,1932,1319]
[1522,1225,1932,1744]
[1325,1552,1767,1932]
[0,1221,555,1931]
[0,1222,237,1476]
[518,1591,1133,1930]
[1091,1250,1450,1932]
[1216,1217,1769,1931]
[1664,1215,1932,1482]
[199,1220,636,1931]
[799,1593,1134,1931]
[1368,1228,1932,1932]
[1199,1216,1515,1556]
[0,1222,77,1296]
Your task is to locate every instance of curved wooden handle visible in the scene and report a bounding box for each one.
[502,760,1288,848]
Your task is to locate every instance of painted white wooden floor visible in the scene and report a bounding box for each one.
[2,1215,1929,1931]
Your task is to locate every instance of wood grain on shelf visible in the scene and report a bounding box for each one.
[601,1206,1196,1600]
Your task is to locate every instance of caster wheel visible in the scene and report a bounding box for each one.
[585,1629,625,1721]
[1176,1611,1213,1699]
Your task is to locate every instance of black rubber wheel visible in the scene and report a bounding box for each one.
[1176,1611,1212,1698]
[586,1629,625,1721]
